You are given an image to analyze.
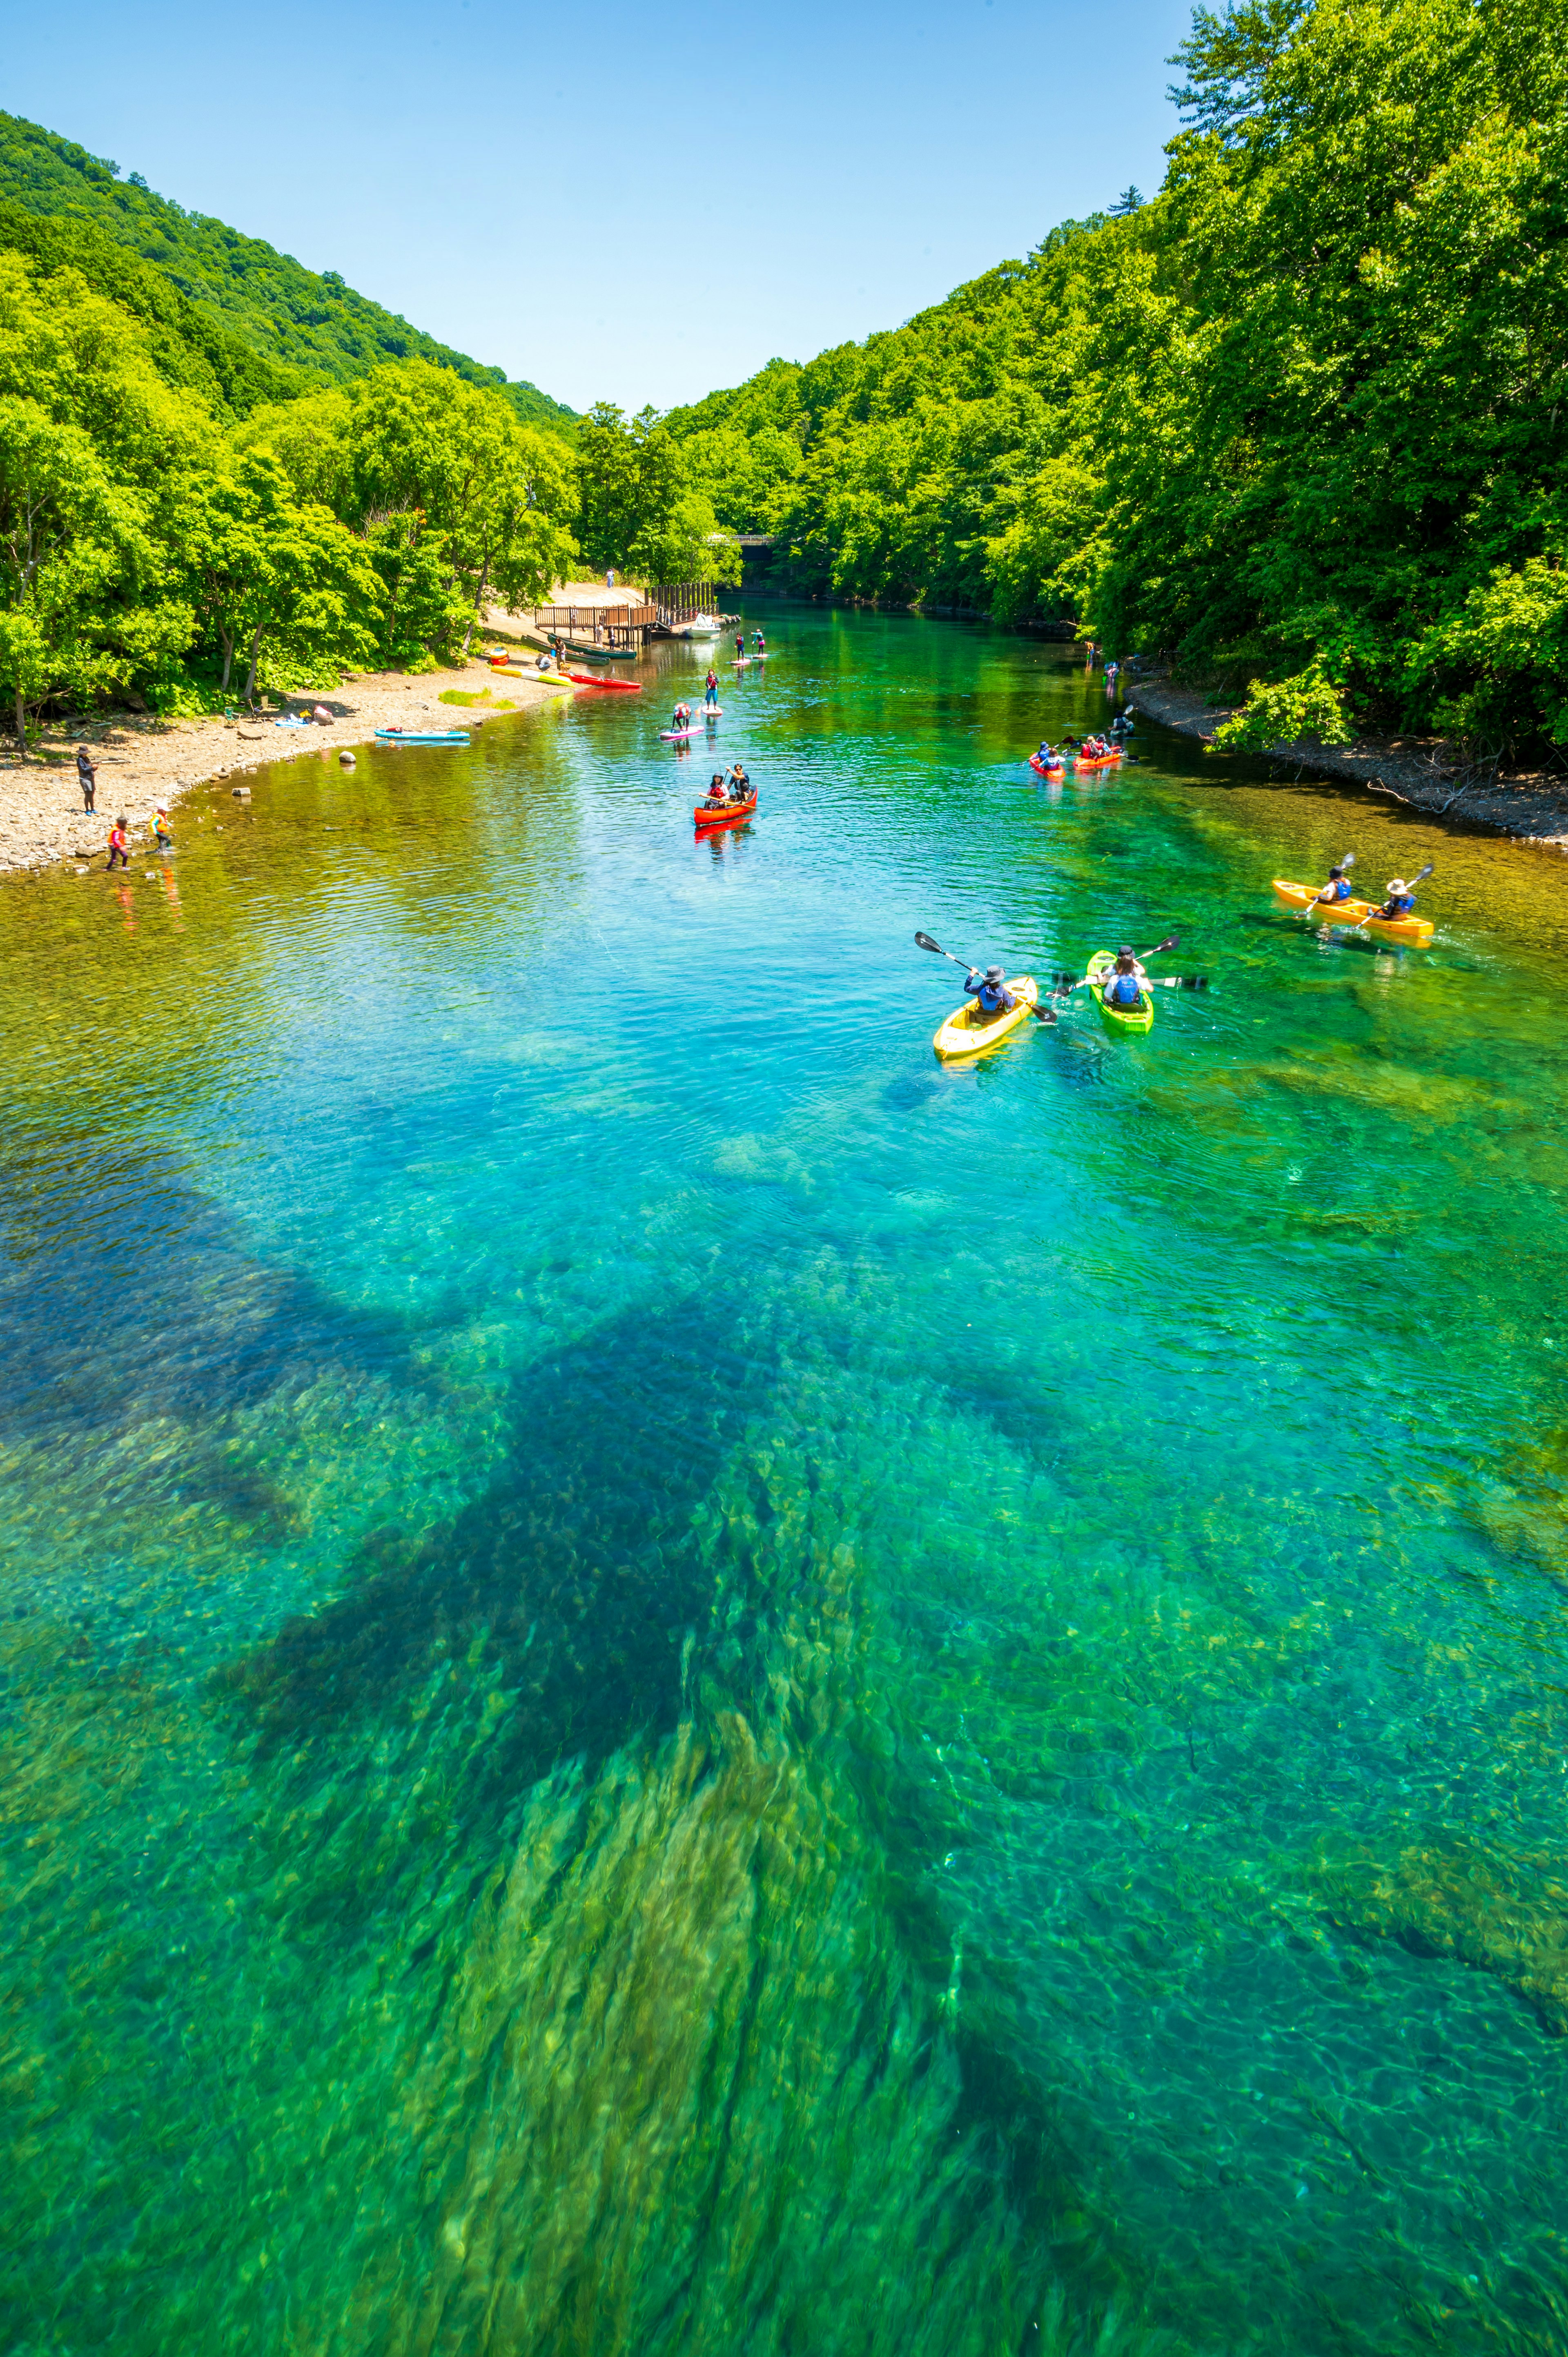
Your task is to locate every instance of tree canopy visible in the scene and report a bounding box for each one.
[664,0,1568,756]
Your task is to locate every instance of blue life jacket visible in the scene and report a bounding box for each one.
[1329,878,1352,900]
[1104,971,1143,1006]
[1386,894,1415,916]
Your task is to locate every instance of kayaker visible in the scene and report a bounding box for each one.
[1037,740,1060,764]
[964,965,1016,1016]
[1100,948,1149,1011]
[1312,865,1355,906]
[1372,876,1418,919]
[704,669,719,707]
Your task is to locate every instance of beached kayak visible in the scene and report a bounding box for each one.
[933,974,1039,1058]
[374,729,470,745]
[1087,950,1154,1035]
[694,794,756,829]
[1271,879,1434,946]
[566,671,642,692]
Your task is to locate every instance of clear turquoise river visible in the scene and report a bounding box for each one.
[5,606,1568,2355]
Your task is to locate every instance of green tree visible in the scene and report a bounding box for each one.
[575,403,740,585]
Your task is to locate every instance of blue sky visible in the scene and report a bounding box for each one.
[6,0,1195,413]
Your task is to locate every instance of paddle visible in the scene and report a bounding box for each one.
[913,931,1057,1024]
[1349,860,1433,930]
[1051,937,1180,999]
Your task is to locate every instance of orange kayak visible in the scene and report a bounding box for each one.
[695,793,756,829]
[1272,879,1433,946]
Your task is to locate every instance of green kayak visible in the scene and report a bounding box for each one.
[1087,949,1154,1035]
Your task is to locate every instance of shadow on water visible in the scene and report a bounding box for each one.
[221,1291,764,1808]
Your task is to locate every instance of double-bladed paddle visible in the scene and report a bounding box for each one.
[913,931,1058,1024]
[1349,860,1433,930]
[1050,935,1182,999]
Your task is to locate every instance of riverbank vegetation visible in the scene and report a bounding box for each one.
[667,0,1568,759]
[0,117,747,744]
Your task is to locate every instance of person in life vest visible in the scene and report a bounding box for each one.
[151,807,174,852]
[1312,864,1355,905]
[106,815,130,871]
[1036,740,1061,765]
[964,964,1017,1019]
[704,669,719,707]
[1100,948,1149,1011]
[670,702,692,733]
[704,772,727,807]
[1373,877,1418,919]
[735,632,746,660]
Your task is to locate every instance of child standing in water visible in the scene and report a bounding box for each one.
[151,807,174,852]
[106,816,130,871]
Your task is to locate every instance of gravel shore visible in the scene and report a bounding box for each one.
[1125,671,1568,850]
[0,651,569,874]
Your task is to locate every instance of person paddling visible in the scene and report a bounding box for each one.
[735,632,746,661]
[704,669,719,708]
[1100,947,1149,1012]
[704,772,727,807]
[964,965,1017,1017]
[753,628,766,655]
[726,762,751,803]
[1372,876,1419,920]
[1037,740,1060,765]
[1313,864,1356,906]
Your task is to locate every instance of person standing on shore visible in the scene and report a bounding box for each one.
[76,746,96,812]
[106,815,130,871]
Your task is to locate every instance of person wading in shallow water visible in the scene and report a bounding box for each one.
[106,815,130,871]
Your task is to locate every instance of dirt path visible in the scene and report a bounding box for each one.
[0,653,570,874]
[1125,671,1568,850]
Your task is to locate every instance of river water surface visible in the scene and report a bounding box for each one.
[5,607,1568,2355]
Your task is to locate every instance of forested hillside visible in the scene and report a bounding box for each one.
[668,0,1568,758]
[0,112,576,436]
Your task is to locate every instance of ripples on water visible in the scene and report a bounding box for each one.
[4,611,1568,2353]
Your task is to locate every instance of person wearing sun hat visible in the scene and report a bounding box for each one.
[1372,876,1418,920]
[964,963,1017,1017]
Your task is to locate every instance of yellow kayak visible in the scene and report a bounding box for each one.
[933,974,1038,1058]
[1272,878,1433,946]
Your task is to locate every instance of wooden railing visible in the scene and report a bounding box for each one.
[649,582,720,625]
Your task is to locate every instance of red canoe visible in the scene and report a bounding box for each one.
[694,794,757,829]
[566,670,641,692]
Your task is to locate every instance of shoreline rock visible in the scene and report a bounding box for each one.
[1125,671,1568,851]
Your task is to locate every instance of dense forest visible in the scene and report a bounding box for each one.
[0,121,742,740]
[667,0,1568,758]
[6,0,1566,757]
[0,114,575,435]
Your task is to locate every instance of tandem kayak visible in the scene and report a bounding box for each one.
[933,974,1039,1059]
[1271,879,1434,946]
[695,793,756,829]
[1073,750,1123,770]
[1087,950,1154,1035]
[374,729,470,745]
[1029,753,1065,775]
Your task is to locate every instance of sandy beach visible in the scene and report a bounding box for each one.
[0,649,571,875]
